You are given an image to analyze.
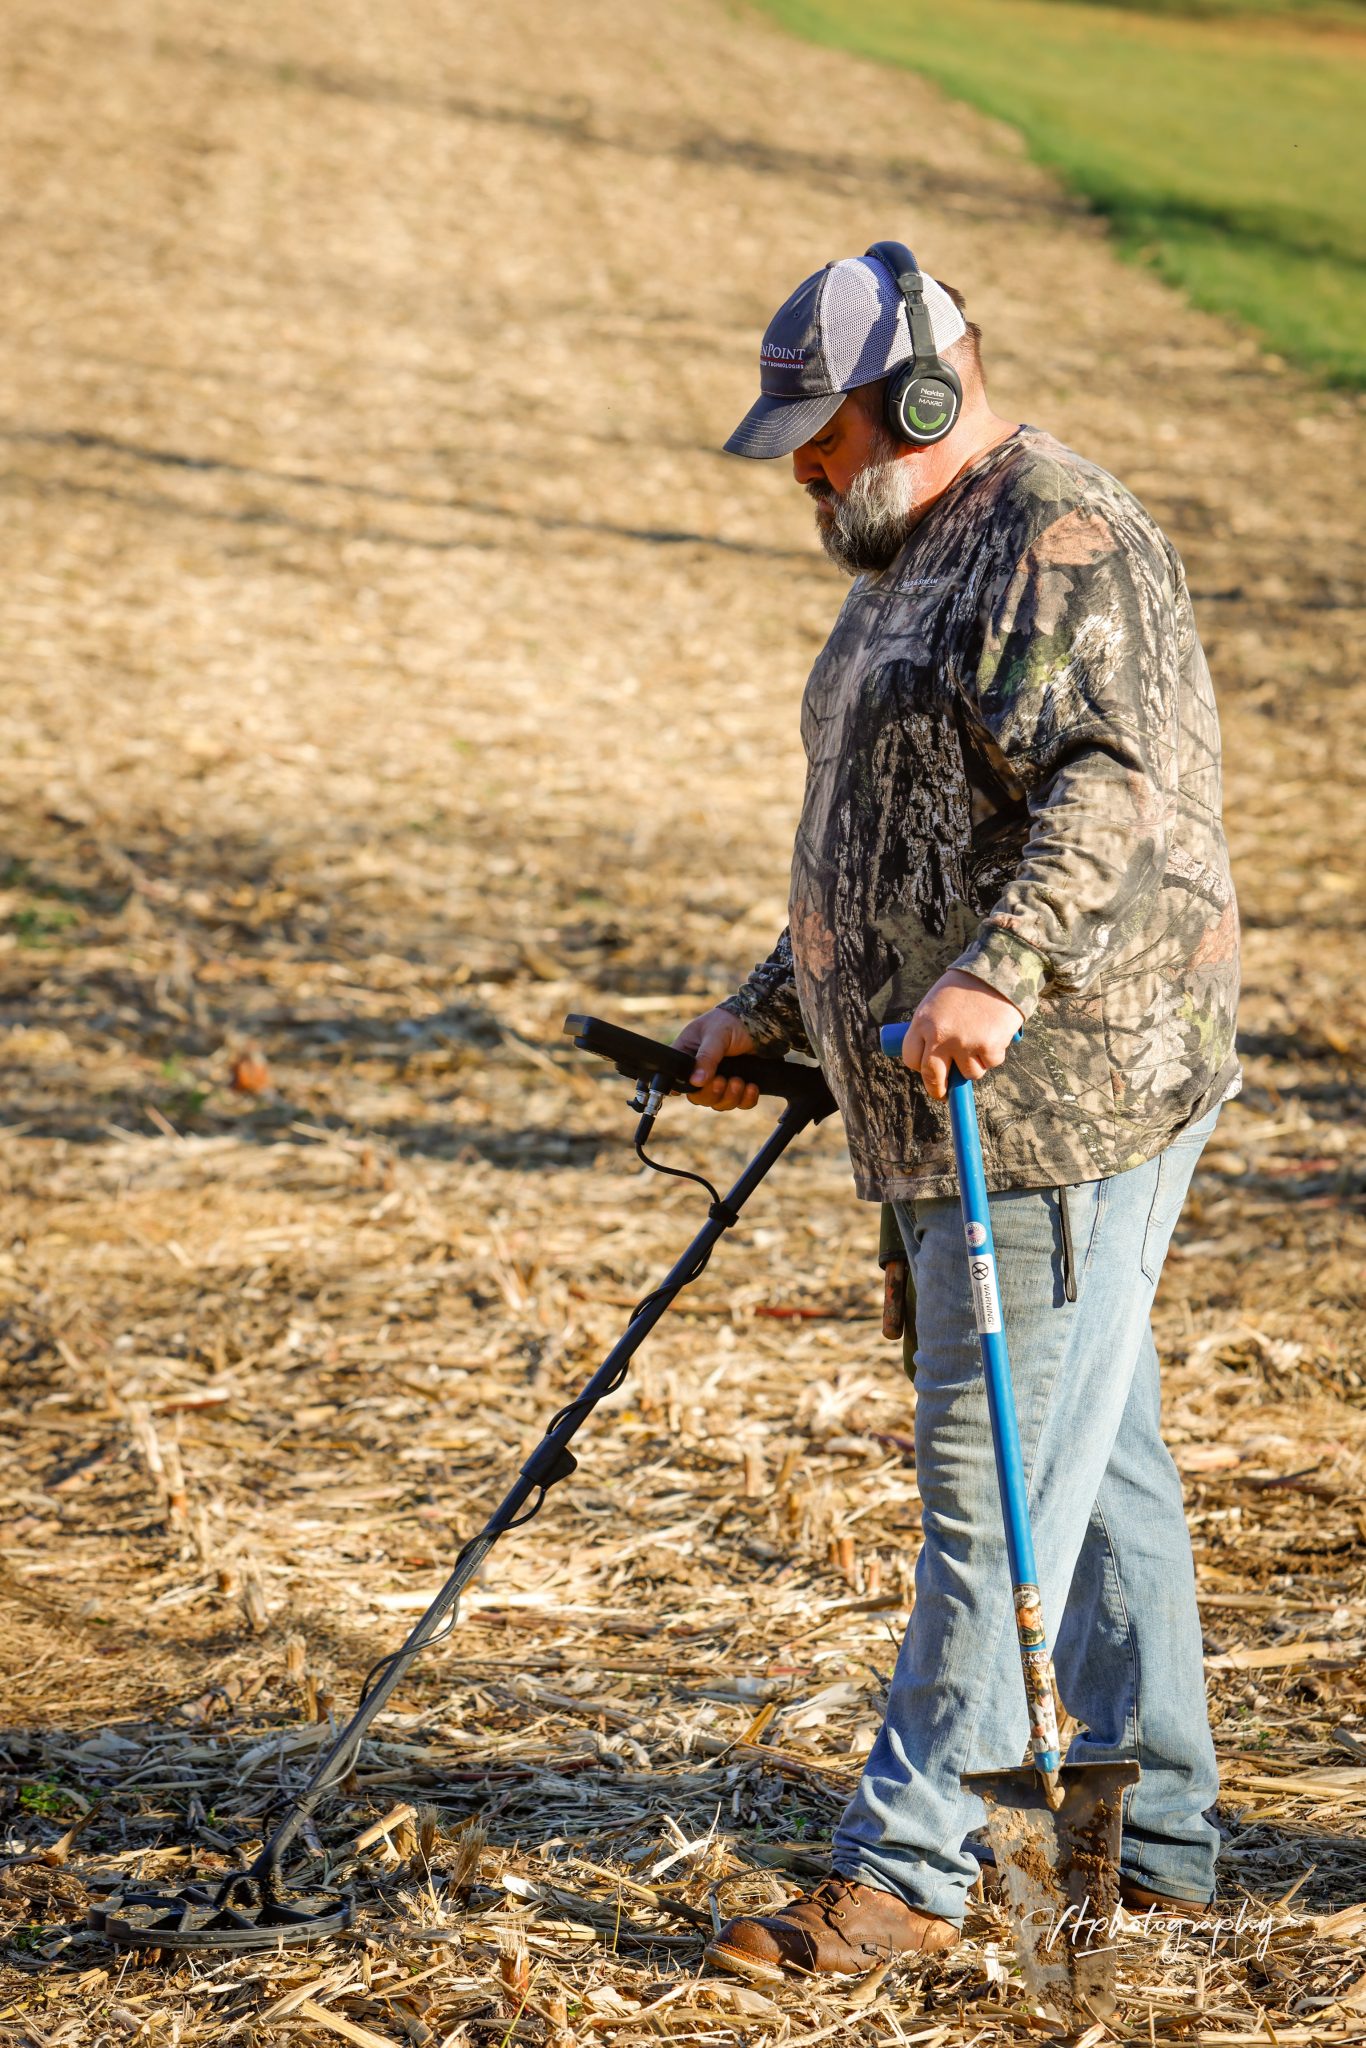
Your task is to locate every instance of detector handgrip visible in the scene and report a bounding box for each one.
[717,1051,833,1111]
[563,1014,835,1119]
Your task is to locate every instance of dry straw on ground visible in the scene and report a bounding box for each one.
[0,0,1363,2042]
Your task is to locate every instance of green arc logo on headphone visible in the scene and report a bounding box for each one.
[908,401,948,432]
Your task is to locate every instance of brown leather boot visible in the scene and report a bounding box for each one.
[704,1876,959,1984]
[1119,1876,1213,1919]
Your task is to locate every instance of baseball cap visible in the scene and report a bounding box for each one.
[725,254,967,459]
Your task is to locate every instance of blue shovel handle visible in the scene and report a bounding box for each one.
[879,1023,1061,1777]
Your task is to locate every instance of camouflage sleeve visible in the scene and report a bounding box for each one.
[950,507,1178,1019]
[718,928,816,1057]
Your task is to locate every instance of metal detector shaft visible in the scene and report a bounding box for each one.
[243,1089,827,1898]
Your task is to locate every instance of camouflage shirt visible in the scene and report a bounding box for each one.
[721,426,1240,1201]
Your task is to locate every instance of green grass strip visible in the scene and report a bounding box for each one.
[751,0,1366,387]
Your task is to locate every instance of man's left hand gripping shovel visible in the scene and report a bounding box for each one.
[880,1026,1139,2027]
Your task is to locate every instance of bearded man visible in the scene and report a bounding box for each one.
[678,244,1240,1981]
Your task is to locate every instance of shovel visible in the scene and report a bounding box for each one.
[879,1026,1138,2026]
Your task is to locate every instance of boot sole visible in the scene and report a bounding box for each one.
[703,1934,957,1983]
[702,1939,857,1986]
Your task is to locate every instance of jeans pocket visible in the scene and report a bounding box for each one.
[1140,1155,1174,1286]
[1081,1175,1109,1274]
[1141,1110,1218,1284]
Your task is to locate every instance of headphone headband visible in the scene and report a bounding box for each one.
[865,240,943,376]
[863,239,962,449]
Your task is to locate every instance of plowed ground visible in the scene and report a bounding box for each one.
[1,2,1362,2041]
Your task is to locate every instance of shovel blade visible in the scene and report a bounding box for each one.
[963,1760,1139,2025]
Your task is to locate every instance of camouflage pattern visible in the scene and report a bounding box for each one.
[722,427,1240,1201]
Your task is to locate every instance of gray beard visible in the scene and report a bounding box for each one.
[809,430,922,576]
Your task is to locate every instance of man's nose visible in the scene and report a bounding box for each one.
[792,446,825,488]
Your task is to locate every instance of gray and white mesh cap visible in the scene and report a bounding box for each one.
[725,254,966,459]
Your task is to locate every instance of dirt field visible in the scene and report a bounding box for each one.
[1,0,1363,2040]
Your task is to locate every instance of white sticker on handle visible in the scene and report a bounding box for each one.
[968,1253,1002,1336]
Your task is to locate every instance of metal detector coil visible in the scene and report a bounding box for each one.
[91,1882,351,1953]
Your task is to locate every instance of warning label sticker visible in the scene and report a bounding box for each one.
[968,1253,1002,1336]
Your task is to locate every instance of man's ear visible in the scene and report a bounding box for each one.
[944,329,983,392]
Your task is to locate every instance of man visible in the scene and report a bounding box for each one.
[678,244,1240,1981]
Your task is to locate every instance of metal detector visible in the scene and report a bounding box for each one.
[94,1017,834,1953]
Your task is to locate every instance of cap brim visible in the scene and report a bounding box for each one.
[723,388,845,459]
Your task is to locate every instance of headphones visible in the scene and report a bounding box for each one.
[865,240,962,448]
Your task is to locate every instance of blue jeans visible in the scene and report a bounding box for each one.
[832,1110,1221,1919]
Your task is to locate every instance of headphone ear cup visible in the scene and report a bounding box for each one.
[886,362,963,446]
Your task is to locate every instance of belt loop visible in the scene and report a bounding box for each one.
[1057,1185,1078,1303]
